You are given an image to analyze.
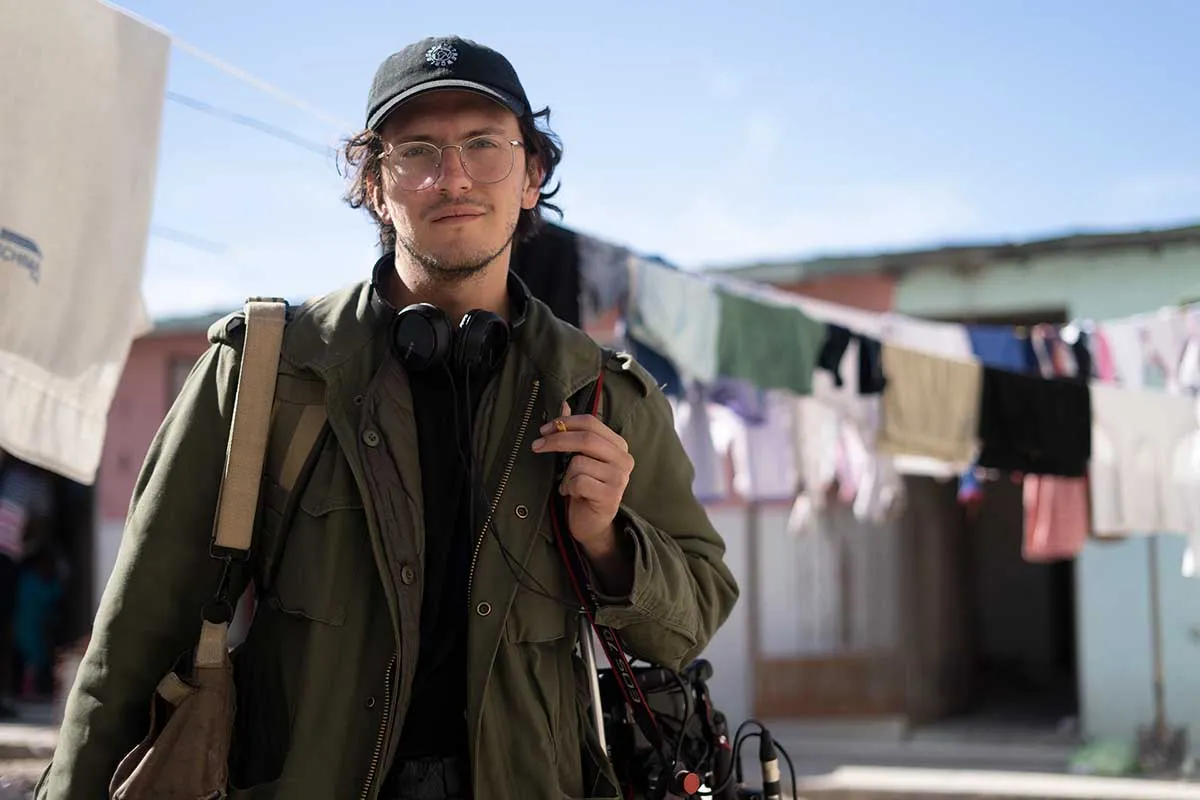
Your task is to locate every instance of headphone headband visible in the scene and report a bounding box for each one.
[392,303,509,374]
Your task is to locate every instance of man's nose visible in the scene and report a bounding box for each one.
[436,146,472,191]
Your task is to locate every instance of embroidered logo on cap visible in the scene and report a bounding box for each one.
[425,43,458,68]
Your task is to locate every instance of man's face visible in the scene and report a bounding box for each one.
[374,90,541,281]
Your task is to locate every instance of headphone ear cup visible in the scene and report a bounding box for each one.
[456,310,510,374]
[393,303,454,371]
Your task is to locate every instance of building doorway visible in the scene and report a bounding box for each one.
[902,309,1081,742]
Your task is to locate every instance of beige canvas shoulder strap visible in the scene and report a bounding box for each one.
[210,298,287,555]
[197,298,287,667]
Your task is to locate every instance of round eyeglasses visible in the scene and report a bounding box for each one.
[380,134,524,192]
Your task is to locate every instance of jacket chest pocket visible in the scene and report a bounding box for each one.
[503,525,576,645]
[259,436,365,626]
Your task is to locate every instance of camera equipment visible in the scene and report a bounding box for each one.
[590,655,798,800]
[555,368,797,799]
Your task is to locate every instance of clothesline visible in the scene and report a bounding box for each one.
[597,250,1200,580]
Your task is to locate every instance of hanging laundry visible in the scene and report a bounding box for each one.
[782,294,888,340]
[511,222,581,326]
[626,334,683,398]
[716,391,799,502]
[1099,309,1188,391]
[576,232,631,331]
[705,378,770,424]
[1074,322,1118,383]
[788,398,838,534]
[1023,476,1090,562]
[816,325,886,394]
[789,368,905,534]
[1175,414,1200,577]
[1,0,169,483]
[976,369,1091,477]
[1178,309,1200,397]
[627,258,721,383]
[1021,325,1091,563]
[714,285,826,395]
[882,315,975,361]
[967,324,1036,372]
[876,345,982,467]
[1089,384,1198,537]
[670,382,727,503]
[958,324,1036,505]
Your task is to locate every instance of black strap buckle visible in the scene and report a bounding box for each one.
[202,555,238,624]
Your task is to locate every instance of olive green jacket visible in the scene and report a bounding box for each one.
[37,278,739,800]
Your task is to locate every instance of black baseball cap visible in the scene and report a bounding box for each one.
[365,36,532,131]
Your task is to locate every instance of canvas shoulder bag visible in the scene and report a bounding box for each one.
[109,297,288,800]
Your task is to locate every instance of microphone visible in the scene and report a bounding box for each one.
[759,729,782,800]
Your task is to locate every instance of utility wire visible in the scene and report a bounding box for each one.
[166,91,338,158]
[97,0,355,132]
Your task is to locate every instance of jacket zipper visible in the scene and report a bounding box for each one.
[466,379,540,607]
[360,651,397,799]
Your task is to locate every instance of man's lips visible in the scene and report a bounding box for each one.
[430,207,486,222]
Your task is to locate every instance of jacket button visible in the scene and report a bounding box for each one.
[476,601,492,617]
[400,565,416,585]
[362,429,380,447]
[514,504,529,519]
[366,696,376,709]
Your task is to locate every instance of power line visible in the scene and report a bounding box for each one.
[97,0,355,132]
[166,91,338,158]
[150,225,228,255]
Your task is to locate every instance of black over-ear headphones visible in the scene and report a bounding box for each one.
[391,303,510,374]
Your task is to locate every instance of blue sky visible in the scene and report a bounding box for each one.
[113,0,1200,318]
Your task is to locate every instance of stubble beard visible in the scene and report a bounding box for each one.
[396,218,518,285]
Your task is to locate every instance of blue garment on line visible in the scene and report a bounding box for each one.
[966,325,1036,372]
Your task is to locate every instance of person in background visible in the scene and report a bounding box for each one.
[15,547,63,699]
[0,456,55,716]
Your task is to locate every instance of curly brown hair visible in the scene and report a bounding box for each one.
[339,106,563,251]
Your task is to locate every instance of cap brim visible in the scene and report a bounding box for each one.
[367,80,526,130]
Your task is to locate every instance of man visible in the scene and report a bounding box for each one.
[38,36,738,799]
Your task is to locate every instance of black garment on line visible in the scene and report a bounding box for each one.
[511,223,581,326]
[975,367,1091,478]
[389,361,487,764]
[815,324,886,394]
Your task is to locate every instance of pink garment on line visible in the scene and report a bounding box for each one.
[1091,328,1118,384]
[1023,474,1090,562]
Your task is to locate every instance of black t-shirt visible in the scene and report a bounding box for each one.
[391,361,487,759]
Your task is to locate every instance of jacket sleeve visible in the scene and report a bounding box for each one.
[37,335,246,798]
[591,380,740,672]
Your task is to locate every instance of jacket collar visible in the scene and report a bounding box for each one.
[282,251,590,384]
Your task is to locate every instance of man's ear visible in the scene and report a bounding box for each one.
[521,156,545,210]
[370,177,391,224]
